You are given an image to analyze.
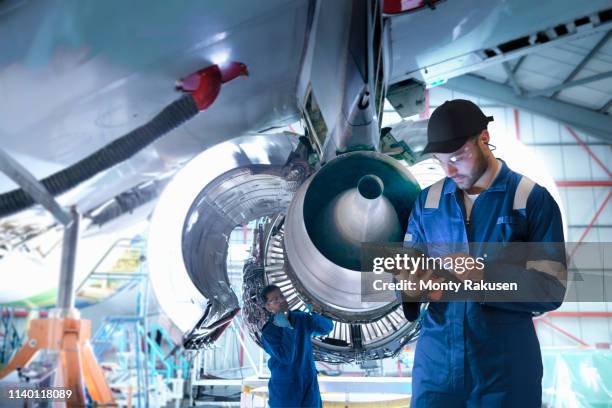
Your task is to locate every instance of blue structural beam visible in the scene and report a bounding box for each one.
[525,71,612,98]
[502,61,522,95]
[443,74,612,143]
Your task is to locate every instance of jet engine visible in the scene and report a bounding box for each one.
[147,0,423,362]
[147,133,422,362]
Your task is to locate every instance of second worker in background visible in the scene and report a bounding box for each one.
[260,284,334,408]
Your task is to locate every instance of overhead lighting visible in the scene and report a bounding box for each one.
[426,78,447,88]
[210,49,230,65]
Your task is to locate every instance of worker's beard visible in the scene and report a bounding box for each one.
[455,145,488,191]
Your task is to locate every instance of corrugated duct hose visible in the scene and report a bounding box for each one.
[0,96,198,218]
[0,62,248,218]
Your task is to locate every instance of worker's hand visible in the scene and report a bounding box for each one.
[395,268,445,301]
[304,303,314,314]
[442,252,485,282]
[273,312,293,329]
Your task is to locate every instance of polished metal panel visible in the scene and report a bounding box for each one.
[284,151,421,322]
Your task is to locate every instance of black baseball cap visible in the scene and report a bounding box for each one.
[423,99,494,154]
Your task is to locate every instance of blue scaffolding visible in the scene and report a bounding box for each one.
[85,236,187,406]
[0,307,23,367]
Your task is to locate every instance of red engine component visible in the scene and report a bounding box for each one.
[177,62,249,111]
[383,0,442,15]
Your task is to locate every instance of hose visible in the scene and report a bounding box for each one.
[0,95,199,217]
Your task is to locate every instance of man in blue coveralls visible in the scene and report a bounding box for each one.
[397,99,567,407]
[260,284,334,408]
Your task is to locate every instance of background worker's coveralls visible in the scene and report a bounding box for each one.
[261,311,334,408]
[403,160,566,407]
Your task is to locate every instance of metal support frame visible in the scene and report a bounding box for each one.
[229,319,262,377]
[137,273,151,408]
[419,88,430,119]
[2,310,48,318]
[513,108,521,141]
[0,148,71,225]
[536,318,591,347]
[561,123,612,257]
[558,126,612,252]
[565,126,612,178]
[85,238,187,404]
[525,71,612,98]
[599,98,612,112]
[90,279,149,407]
[556,180,612,187]
[0,149,115,405]
[503,62,522,95]
[402,20,612,86]
[559,125,611,255]
[84,237,159,407]
[443,74,612,143]
[568,224,612,228]
[56,207,80,314]
[525,142,610,146]
[571,191,611,256]
[0,307,23,364]
[551,30,612,99]
[548,311,612,317]
[510,56,526,76]
[0,148,79,315]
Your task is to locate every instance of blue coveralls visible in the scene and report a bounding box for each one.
[261,311,334,408]
[404,160,566,407]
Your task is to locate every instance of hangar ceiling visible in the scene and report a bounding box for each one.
[436,12,612,143]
